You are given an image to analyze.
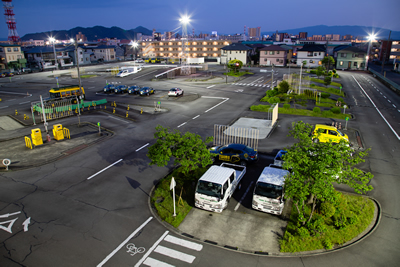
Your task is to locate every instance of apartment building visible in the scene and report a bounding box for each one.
[0,44,26,69]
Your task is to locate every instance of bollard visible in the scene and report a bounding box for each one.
[126,111,128,118]
[141,108,143,114]
[335,122,338,128]
[15,109,18,115]
[332,122,335,126]
[339,123,342,130]
[105,105,106,110]
[113,108,115,114]
[127,105,130,111]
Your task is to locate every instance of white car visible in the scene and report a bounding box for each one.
[135,58,144,63]
[168,88,184,97]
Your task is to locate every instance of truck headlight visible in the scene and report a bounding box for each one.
[213,204,221,209]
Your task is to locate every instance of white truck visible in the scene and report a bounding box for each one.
[252,165,289,215]
[116,66,142,77]
[187,57,204,64]
[195,163,246,213]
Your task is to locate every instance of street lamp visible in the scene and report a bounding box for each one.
[179,15,190,75]
[70,38,83,99]
[365,33,376,70]
[49,37,58,70]
[131,41,138,62]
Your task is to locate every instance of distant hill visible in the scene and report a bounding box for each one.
[261,25,400,40]
[21,26,153,41]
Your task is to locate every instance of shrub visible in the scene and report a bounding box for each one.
[313,107,321,113]
[278,80,290,94]
[268,97,280,104]
[331,107,341,114]
[323,238,333,250]
[283,104,290,109]
[310,83,315,87]
[297,227,310,237]
[321,92,330,98]
[337,97,343,103]
[266,88,279,97]
[320,202,336,218]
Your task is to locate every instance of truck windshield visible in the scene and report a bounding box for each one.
[254,182,283,199]
[196,181,222,198]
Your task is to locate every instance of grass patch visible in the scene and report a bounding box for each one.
[80,74,97,78]
[250,104,350,120]
[223,71,254,77]
[307,77,342,88]
[280,192,375,252]
[151,166,208,228]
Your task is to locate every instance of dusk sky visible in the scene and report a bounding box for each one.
[2,0,399,38]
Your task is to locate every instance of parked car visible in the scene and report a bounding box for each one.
[135,58,144,63]
[0,73,6,78]
[274,150,287,167]
[139,87,155,96]
[168,88,184,97]
[114,85,128,94]
[3,72,14,77]
[312,124,349,143]
[128,85,141,94]
[103,84,116,93]
[209,143,258,166]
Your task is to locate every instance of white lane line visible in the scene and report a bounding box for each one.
[131,69,160,80]
[107,115,129,123]
[135,231,169,267]
[87,159,123,180]
[88,86,95,89]
[142,257,174,267]
[192,115,200,120]
[97,217,153,267]
[154,245,195,263]
[352,76,400,140]
[19,101,31,105]
[383,96,387,98]
[393,104,396,108]
[0,211,21,218]
[0,106,9,109]
[0,91,29,95]
[136,143,149,152]
[234,181,254,211]
[205,98,229,113]
[177,122,186,128]
[164,235,203,251]
[7,99,16,101]
[206,85,215,89]
[388,100,391,103]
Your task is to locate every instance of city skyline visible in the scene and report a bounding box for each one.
[1,0,399,39]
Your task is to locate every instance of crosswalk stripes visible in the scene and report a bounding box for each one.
[140,233,203,267]
[233,83,269,87]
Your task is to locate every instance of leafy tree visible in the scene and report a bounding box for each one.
[227,59,243,73]
[315,66,326,79]
[321,56,335,70]
[324,76,332,87]
[283,121,373,226]
[278,80,290,94]
[147,125,213,177]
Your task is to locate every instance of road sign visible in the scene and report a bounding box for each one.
[346,117,349,121]
[170,177,176,217]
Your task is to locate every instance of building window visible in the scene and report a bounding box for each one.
[7,48,11,52]
[277,51,280,54]
[339,61,343,66]
[354,62,357,67]
[341,53,347,58]
[269,51,275,55]
[13,47,19,52]
[309,60,314,63]
[307,52,313,56]
[276,59,279,62]
[264,58,268,62]
[265,51,267,55]
[314,53,317,56]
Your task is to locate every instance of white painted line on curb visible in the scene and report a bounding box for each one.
[135,231,169,267]
[205,98,229,113]
[234,181,254,211]
[87,159,123,180]
[107,115,129,123]
[19,101,31,105]
[136,143,149,152]
[97,217,153,267]
[206,85,215,89]
[177,122,186,128]
[192,115,200,120]
[0,106,8,109]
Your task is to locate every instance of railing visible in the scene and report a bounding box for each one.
[369,68,400,93]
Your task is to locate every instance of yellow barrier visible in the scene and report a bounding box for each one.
[63,128,70,139]
[31,128,43,146]
[25,136,33,149]
[52,124,64,140]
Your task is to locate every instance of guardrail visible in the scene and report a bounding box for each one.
[369,69,400,93]
[154,66,204,78]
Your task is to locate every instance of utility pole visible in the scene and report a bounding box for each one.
[74,37,83,98]
[381,31,391,75]
[271,64,274,88]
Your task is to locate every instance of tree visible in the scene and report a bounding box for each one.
[283,121,373,226]
[321,56,335,70]
[227,59,243,73]
[315,66,325,79]
[278,80,290,94]
[147,125,213,177]
[324,76,332,87]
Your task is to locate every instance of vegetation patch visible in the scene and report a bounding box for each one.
[223,70,253,77]
[80,74,97,78]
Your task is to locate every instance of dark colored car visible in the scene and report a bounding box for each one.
[103,84,115,93]
[3,72,14,77]
[139,87,155,96]
[209,143,258,166]
[114,85,128,94]
[128,85,141,94]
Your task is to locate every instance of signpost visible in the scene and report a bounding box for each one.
[345,116,349,130]
[170,177,176,217]
[343,104,347,114]
[97,122,101,135]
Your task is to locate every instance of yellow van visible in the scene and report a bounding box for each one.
[312,124,349,143]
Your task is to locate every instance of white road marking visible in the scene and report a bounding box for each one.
[154,245,196,263]
[393,104,396,108]
[22,217,31,232]
[143,257,174,267]
[131,69,160,80]
[107,115,129,123]
[205,98,229,113]
[97,217,153,267]
[19,101,31,105]
[383,96,386,98]
[136,143,149,152]
[0,211,21,218]
[192,115,200,120]
[0,106,9,109]
[206,85,215,89]
[352,76,400,141]
[388,100,391,103]
[234,181,254,211]
[87,159,123,180]
[177,122,186,128]
[164,235,203,251]
[135,231,169,267]
[7,99,16,101]
[0,91,29,95]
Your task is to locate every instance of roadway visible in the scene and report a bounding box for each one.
[0,63,399,266]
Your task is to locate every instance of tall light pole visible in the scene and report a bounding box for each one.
[49,37,58,70]
[365,33,376,70]
[131,41,138,63]
[70,38,83,98]
[179,15,190,75]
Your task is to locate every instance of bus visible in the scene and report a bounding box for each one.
[144,58,151,63]
[150,58,161,63]
[49,85,85,100]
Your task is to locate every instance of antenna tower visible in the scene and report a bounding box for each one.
[2,0,20,42]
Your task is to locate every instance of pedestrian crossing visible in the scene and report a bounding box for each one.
[232,81,276,87]
[137,232,203,267]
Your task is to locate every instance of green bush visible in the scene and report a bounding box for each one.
[321,92,330,98]
[268,97,280,104]
[320,202,336,218]
[283,104,290,109]
[337,97,343,103]
[323,238,333,250]
[313,107,321,113]
[266,88,279,97]
[331,107,341,114]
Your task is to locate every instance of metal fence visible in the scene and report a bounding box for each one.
[213,124,260,151]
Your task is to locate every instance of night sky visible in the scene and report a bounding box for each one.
[2,0,399,39]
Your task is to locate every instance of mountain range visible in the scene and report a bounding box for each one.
[19,25,400,41]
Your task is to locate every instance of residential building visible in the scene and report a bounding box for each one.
[248,27,261,40]
[0,44,26,69]
[259,45,287,66]
[221,43,252,64]
[334,46,366,70]
[299,32,308,39]
[75,32,87,42]
[21,39,45,46]
[390,40,400,71]
[296,44,326,68]
[24,46,74,69]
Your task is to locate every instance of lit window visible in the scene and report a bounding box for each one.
[160,42,163,45]
[339,61,343,66]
